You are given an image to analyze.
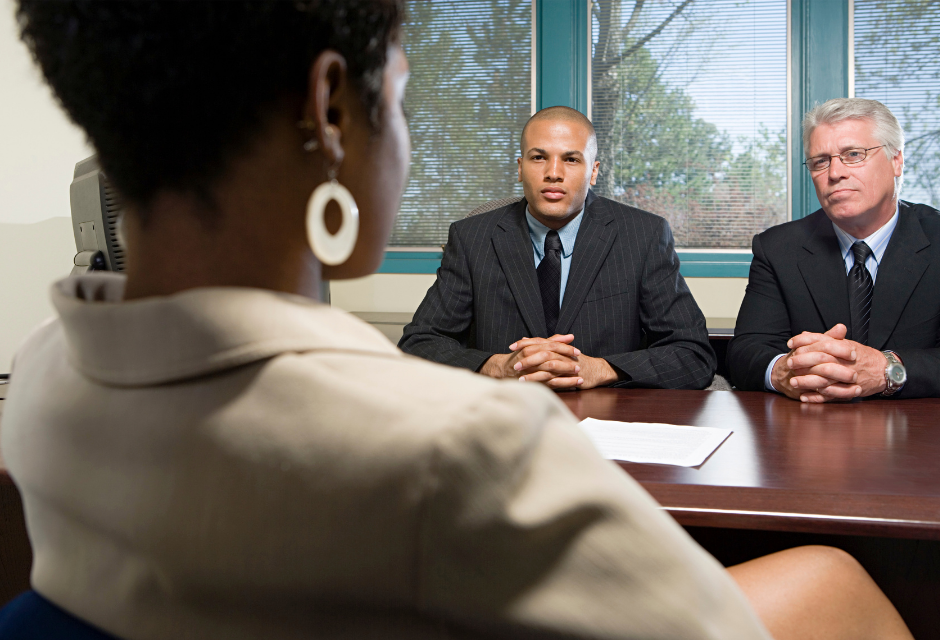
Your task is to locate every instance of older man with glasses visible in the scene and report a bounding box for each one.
[728,97,940,401]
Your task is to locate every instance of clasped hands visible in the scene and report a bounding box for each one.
[480,334,618,390]
[771,323,887,403]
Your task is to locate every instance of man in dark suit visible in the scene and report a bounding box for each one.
[399,106,715,390]
[728,98,940,401]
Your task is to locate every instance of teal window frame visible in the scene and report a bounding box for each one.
[379,0,850,278]
[377,248,753,277]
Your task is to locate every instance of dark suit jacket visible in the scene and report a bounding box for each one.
[399,191,716,389]
[728,201,940,398]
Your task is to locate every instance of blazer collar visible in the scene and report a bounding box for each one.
[798,210,853,332]
[491,191,610,338]
[868,201,930,349]
[556,192,617,335]
[493,198,547,337]
[797,203,931,348]
[51,273,399,387]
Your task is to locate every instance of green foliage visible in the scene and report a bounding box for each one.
[591,0,787,248]
[854,0,940,206]
[396,0,791,248]
[394,0,531,246]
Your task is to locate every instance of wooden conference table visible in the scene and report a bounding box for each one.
[0,389,937,631]
[559,388,940,539]
[560,388,940,636]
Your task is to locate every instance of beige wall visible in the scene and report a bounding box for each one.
[0,250,747,373]
[330,274,437,314]
[0,218,76,371]
[0,0,92,372]
[0,0,93,225]
[331,274,747,325]
[685,277,747,325]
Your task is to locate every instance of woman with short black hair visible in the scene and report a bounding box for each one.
[3,2,912,639]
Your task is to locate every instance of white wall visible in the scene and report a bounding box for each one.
[0,0,93,372]
[0,0,93,225]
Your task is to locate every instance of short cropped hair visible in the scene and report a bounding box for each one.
[520,106,598,162]
[16,0,404,214]
[802,98,905,195]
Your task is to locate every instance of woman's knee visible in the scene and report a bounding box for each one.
[785,545,868,586]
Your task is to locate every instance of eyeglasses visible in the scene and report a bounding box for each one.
[803,146,885,172]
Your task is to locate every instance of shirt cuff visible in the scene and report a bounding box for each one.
[764,354,786,393]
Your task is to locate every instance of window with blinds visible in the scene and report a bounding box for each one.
[854,1,940,209]
[591,0,787,249]
[392,0,532,247]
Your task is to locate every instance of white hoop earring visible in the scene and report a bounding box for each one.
[306,179,359,266]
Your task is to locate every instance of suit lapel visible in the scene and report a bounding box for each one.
[797,212,852,332]
[868,203,930,350]
[491,199,547,337]
[556,192,617,335]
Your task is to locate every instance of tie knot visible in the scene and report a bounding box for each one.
[544,230,562,255]
[852,241,873,264]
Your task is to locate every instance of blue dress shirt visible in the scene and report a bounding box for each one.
[764,205,900,392]
[525,206,584,308]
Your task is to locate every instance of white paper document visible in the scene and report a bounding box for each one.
[578,418,732,467]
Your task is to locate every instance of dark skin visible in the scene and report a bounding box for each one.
[123,47,411,301]
[113,45,911,640]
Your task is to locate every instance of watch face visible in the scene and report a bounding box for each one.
[887,363,907,384]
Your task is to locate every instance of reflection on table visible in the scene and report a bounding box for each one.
[559,389,940,539]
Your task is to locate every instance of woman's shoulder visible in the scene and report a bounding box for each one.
[253,345,578,451]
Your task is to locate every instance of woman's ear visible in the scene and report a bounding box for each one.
[301,50,348,169]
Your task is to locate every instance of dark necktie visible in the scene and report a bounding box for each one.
[537,230,562,336]
[848,241,874,346]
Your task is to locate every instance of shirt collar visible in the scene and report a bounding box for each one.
[525,206,584,259]
[832,202,900,265]
[49,273,399,387]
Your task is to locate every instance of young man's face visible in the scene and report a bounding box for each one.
[517,119,600,230]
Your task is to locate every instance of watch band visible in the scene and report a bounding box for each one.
[882,350,906,396]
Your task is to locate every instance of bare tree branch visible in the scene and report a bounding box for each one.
[593,1,620,71]
[621,0,646,42]
[604,0,694,71]
[906,128,940,144]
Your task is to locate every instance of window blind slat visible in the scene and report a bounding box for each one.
[854,0,940,209]
[591,0,787,249]
[393,0,532,247]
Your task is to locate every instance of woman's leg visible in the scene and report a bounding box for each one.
[728,545,913,640]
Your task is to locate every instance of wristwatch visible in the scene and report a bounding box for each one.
[882,351,907,396]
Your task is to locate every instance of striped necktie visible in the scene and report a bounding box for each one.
[537,230,562,336]
[848,241,874,345]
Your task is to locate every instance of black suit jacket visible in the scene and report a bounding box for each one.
[728,201,940,398]
[399,191,716,389]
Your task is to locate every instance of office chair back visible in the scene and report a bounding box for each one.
[0,591,120,640]
[464,196,522,219]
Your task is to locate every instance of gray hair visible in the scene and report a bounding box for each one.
[802,98,905,196]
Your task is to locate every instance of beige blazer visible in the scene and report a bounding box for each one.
[1,274,769,640]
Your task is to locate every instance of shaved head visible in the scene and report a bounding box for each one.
[517,106,600,229]
[520,106,597,162]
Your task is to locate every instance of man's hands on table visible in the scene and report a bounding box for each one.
[479,334,619,390]
[771,323,888,403]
